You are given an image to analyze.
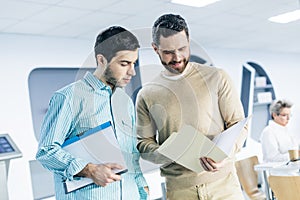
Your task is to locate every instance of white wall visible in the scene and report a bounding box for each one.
[0,34,92,200]
[206,47,300,161]
[207,47,300,138]
[1,33,300,199]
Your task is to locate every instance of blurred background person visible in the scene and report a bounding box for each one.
[260,99,298,162]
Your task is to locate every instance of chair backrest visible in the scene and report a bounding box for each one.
[235,155,266,200]
[269,175,300,200]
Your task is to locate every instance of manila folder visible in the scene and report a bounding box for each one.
[157,118,248,173]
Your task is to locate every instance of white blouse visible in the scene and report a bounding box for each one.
[261,120,298,162]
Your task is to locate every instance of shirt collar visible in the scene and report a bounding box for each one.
[269,120,288,131]
[83,71,110,91]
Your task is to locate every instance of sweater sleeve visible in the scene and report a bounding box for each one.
[135,90,172,164]
[217,69,247,156]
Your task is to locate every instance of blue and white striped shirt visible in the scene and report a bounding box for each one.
[36,71,148,200]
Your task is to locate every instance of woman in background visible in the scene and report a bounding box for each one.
[261,99,298,162]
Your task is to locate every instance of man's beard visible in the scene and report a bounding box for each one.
[160,56,190,74]
[103,66,118,87]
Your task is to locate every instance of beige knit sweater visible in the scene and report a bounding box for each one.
[136,62,247,190]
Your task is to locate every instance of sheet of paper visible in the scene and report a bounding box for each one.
[62,122,127,193]
[212,117,249,155]
[157,117,249,173]
[64,177,94,193]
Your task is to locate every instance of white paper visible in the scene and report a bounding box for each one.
[64,177,94,193]
[212,117,249,155]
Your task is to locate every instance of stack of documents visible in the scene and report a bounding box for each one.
[62,121,127,193]
[157,118,249,173]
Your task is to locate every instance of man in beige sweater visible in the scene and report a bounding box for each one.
[136,13,247,200]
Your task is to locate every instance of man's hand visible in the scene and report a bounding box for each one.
[144,186,150,195]
[77,163,124,187]
[199,157,225,172]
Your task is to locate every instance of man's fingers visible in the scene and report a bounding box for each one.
[200,157,209,171]
[105,163,124,170]
[110,173,122,181]
[205,158,217,169]
[104,163,122,180]
[200,160,209,171]
[96,173,121,187]
[200,157,217,172]
[91,164,123,187]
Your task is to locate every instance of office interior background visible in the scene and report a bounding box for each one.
[1,0,300,199]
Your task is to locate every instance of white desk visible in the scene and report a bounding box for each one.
[254,161,300,200]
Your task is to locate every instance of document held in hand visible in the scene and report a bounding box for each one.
[157,117,249,173]
[62,121,127,193]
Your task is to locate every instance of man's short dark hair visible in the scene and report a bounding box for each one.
[152,14,189,45]
[94,26,140,63]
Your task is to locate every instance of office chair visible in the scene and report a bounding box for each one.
[268,175,300,200]
[235,156,266,200]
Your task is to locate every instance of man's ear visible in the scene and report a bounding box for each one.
[96,54,107,67]
[152,42,159,54]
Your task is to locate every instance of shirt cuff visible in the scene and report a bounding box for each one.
[65,158,89,181]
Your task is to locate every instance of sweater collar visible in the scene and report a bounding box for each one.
[162,62,193,80]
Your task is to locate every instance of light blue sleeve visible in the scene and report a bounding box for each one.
[36,93,88,180]
[129,100,149,198]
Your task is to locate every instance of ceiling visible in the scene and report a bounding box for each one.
[1,0,300,54]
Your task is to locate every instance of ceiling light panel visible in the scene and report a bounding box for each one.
[269,9,300,23]
[171,0,221,7]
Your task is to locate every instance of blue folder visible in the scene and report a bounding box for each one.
[62,121,128,193]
